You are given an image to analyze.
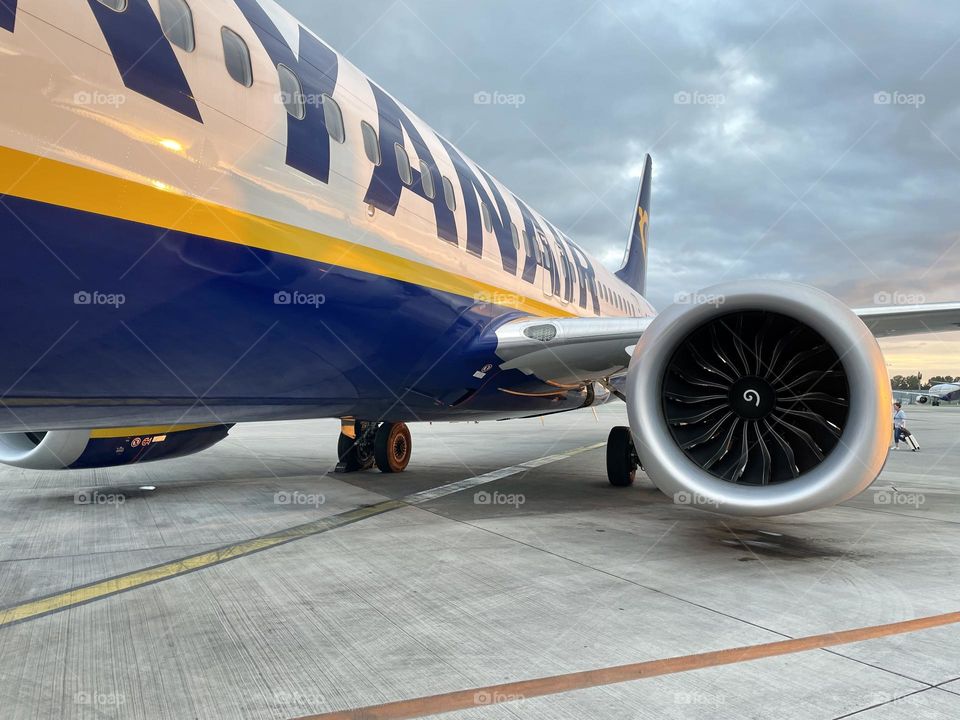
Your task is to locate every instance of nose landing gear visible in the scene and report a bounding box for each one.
[606,426,639,487]
[336,420,412,474]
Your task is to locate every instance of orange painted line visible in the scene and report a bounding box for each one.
[295,611,960,720]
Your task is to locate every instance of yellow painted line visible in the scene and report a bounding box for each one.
[299,611,960,720]
[0,145,574,319]
[0,500,405,628]
[0,442,604,629]
[88,423,217,439]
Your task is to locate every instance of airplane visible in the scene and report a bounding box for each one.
[1,0,959,517]
[902,383,960,406]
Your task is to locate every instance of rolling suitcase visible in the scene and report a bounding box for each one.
[901,428,920,452]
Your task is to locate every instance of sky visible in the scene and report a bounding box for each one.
[277,0,960,378]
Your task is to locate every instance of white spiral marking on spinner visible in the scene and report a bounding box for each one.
[743,389,761,407]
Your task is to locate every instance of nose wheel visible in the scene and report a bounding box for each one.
[606,426,639,487]
[374,422,412,473]
[336,420,412,474]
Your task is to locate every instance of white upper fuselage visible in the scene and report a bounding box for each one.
[1,0,654,322]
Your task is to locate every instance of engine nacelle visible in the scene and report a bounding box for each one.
[626,281,891,516]
[0,424,232,470]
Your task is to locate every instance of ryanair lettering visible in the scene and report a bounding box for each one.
[0,0,16,32]
[20,0,602,311]
[364,83,458,245]
[234,0,340,185]
[437,136,522,274]
[86,0,202,122]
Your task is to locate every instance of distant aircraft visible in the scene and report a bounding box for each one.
[901,384,960,406]
[1,0,959,515]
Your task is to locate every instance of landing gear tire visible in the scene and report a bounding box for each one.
[606,426,638,487]
[336,422,375,473]
[375,422,412,474]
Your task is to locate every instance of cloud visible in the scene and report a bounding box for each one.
[278,0,960,372]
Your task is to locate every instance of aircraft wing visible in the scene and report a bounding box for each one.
[493,303,960,386]
[854,302,960,338]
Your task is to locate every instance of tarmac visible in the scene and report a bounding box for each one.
[0,404,957,719]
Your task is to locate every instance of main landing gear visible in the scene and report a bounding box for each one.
[336,420,412,474]
[606,426,639,487]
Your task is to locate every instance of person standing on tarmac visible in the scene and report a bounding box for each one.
[892,401,906,450]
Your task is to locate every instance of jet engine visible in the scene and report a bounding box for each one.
[0,424,232,470]
[626,281,891,516]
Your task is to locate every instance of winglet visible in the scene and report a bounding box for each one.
[615,154,652,296]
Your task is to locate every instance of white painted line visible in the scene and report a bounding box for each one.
[403,441,605,505]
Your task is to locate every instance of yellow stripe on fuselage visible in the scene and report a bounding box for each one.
[88,423,218,439]
[0,146,576,319]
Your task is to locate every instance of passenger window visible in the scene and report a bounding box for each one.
[481,203,493,233]
[322,95,345,143]
[541,242,553,269]
[510,223,520,250]
[221,27,253,87]
[442,176,457,212]
[160,0,195,52]
[276,64,305,120]
[96,0,127,10]
[419,161,435,199]
[523,230,536,259]
[361,121,380,165]
[395,144,412,186]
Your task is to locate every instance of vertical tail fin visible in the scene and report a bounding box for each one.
[615,154,651,296]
